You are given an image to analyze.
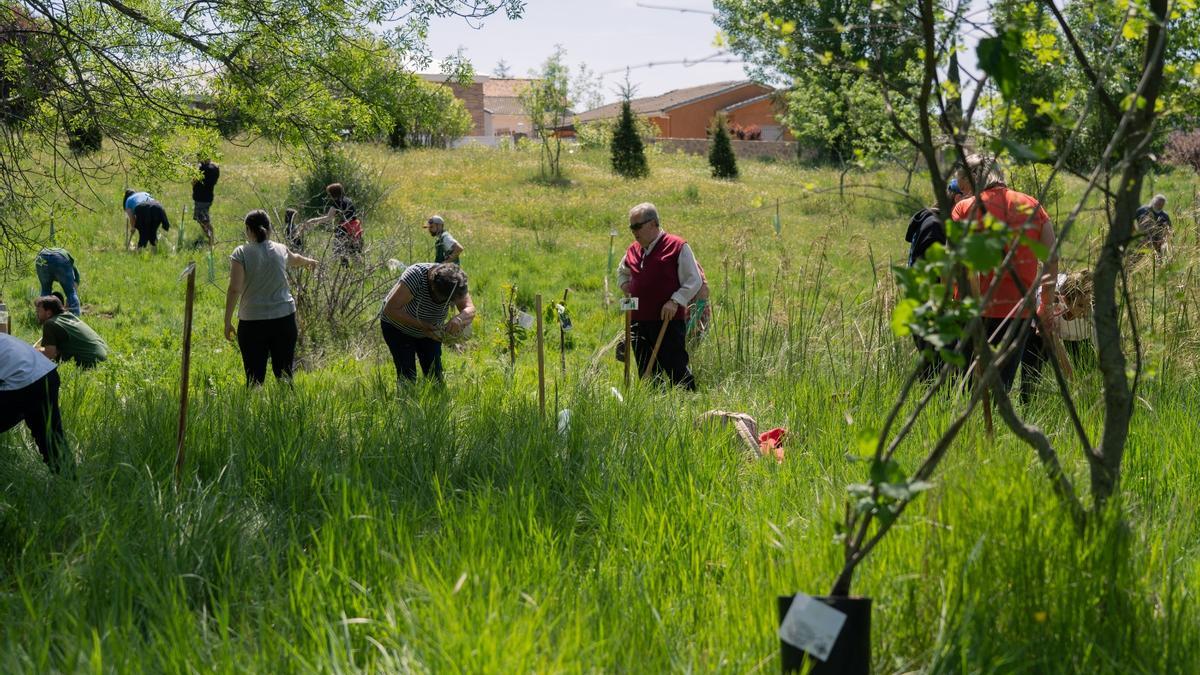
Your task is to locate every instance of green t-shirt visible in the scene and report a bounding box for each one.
[42,313,108,367]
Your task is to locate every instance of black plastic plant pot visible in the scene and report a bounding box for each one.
[777,595,872,674]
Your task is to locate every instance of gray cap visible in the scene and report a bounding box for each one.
[427,215,445,226]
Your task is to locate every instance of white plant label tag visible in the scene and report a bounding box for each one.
[619,297,639,311]
[516,311,535,330]
[778,593,847,662]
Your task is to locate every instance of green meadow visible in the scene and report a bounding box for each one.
[2,141,1199,672]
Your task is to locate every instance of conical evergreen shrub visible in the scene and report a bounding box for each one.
[708,115,738,180]
[610,100,649,179]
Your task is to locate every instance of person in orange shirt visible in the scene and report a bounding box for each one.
[951,154,1059,393]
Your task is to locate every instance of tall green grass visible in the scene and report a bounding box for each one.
[1,141,1199,672]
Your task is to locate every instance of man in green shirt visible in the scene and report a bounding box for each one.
[35,296,108,368]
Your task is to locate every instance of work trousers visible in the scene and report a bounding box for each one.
[35,251,81,315]
[381,321,443,382]
[631,319,696,390]
[236,313,298,385]
[0,370,68,472]
[964,316,1031,394]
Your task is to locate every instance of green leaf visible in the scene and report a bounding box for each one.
[1020,235,1050,261]
[908,480,936,493]
[976,31,1023,99]
[853,428,877,459]
[963,233,1004,270]
[891,298,919,337]
[870,457,905,487]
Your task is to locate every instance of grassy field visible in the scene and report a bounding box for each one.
[2,140,1200,673]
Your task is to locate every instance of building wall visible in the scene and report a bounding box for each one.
[652,138,798,161]
[725,97,794,141]
[657,83,774,138]
[491,113,532,136]
[446,81,487,136]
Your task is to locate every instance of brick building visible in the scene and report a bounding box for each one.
[568,81,791,140]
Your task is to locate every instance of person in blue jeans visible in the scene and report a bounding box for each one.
[35,247,82,315]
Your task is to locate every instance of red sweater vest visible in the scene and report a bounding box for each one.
[624,233,688,321]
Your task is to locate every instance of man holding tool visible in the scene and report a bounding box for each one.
[617,202,702,390]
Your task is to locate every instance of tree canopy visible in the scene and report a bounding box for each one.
[0,0,524,258]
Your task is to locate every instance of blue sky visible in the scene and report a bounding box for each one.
[423,0,985,108]
[424,0,749,105]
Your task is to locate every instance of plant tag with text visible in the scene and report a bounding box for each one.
[619,297,639,311]
[515,311,535,330]
[778,593,846,662]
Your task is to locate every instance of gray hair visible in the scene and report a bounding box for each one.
[430,263,468,301]
[959,154,1006,192]
[629,202,659,226]
[1152,194,1167,207]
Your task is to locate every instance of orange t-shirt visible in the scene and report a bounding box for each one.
[951,187,1049,319]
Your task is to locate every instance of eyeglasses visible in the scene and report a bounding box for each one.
[629,219,654,231]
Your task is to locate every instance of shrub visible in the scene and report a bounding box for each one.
[709,115,738,180]
[577,115,658,150]
[1166,130,1200,173]
[1007,163,1064,207]
[610,100,649,179]
[287,147,387,220]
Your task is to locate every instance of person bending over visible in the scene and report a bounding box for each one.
[35,246,83,315]
[123,189,171,250]
[224,210,318,385]
[35,295,108,368]
[0,334,69,472]
[379,263,475,383]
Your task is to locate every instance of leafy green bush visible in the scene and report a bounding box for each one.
[1007,163,1064,207]
[577,114,658,151]
[287,147,387,219]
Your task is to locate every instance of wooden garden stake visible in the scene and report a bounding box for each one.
[174,262,197,489]
[536,294,545,417]
[642,319,671,380]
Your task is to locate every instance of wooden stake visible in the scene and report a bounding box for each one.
[536,294,545,417]
[1046,332,1074,380]
[642,319,671,380]
[174,262,197,489]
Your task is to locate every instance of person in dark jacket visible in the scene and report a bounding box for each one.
[192,157,220,246]
[904,179,965,378]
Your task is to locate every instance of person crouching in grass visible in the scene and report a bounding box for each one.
[379,263,475,383]
[224,209,319,385]
[35,295,108,369]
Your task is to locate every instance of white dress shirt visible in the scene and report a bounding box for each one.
[616,230,704,306]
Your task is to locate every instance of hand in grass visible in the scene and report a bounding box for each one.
[225,322,237,342]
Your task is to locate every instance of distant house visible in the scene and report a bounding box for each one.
[568,80,792,140]
[419,74,541,138]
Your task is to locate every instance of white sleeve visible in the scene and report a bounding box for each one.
[671,244,703,306]
[616,258,631,291]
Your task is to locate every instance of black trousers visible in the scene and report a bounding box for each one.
[631,319,696,390]
[0,370,68,471]
[381,321,443,382]
[963,316,1030,394]
[134,202,170,248]
[236,313,297,385]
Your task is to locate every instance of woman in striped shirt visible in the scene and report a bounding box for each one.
[380,263,475,382]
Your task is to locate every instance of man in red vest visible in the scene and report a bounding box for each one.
[617,202,702,390]
[951,154,1059,393]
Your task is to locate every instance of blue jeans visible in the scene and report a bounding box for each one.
[35,252,80,315]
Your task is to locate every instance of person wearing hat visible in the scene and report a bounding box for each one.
[904,179,966,377]
[425,215,463,265]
